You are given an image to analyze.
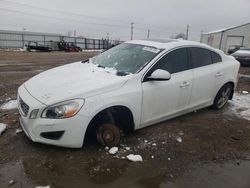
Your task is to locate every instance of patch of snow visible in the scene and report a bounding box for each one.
[125,147,130,151]
[104,67,117,75]
[176,136,182,143]
[242,91,249,95]
[228,93,250,121]
[8,180,15,185]
[0,100,17,110]
[144,140,148,143]
[88,62,133,78]
[0,123,7,135]
[152,143,157,146]
[35,186,50,188]
[16,129,23,134]
[151,155,154,159]
[168,157,171,161]
[240,110,250,121]
[108,147,118,155]
[105,146,109,151]
[178,132,184,136]
[126,154,143,162]
[239,74,250,79]
[81,49,103,53]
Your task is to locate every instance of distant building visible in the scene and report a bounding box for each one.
[200,23,250,53]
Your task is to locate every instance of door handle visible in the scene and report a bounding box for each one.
[180,81,190,88]
[215,72,223,77]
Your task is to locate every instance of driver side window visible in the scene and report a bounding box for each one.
[148,48,189,75]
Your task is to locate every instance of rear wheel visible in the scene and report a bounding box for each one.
[96,123,121,147]
[212,83,233,110]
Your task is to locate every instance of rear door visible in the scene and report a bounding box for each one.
[188,47,222,108]
[141,48,193,127]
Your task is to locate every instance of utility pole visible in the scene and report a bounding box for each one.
[186,24,189,40]
[74,30,76,38]
[147,29,150,39]
[200,30,203,42]
[130,22,134,40]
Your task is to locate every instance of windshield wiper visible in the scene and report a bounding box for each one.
[81,59,89,63]
[97,64,105,68]
[81,58,92,64]
[116,71,129,76]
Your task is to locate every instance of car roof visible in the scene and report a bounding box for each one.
[126,39,212,50]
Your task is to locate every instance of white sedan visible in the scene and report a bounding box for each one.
[17,39,240,148]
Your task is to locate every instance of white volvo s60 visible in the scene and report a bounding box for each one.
[17,39,240,148]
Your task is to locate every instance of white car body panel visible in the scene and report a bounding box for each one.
[141,69,193,127]
[17,39,240,148]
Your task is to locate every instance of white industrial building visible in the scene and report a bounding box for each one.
[200,23,250,53]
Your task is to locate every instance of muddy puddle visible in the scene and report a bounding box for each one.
[1,158,250,188]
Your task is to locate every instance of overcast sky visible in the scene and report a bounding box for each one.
[0,0,250,41]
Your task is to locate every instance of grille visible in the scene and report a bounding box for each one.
[19,97,29,116]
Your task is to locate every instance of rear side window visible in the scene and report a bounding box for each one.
[190,47,213,68]
[149,48,189,74]
[211,51,222,63]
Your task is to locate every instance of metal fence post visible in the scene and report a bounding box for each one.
[85,38,87,49]
[21,33,24,48]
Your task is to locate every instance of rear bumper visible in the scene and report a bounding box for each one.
[17,85,90,148]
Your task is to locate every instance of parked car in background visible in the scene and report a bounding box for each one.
[26,41,52,52]
[227,45,244,55]
[58,41,82,52]
[17,39,240,148]
[231,48,250,66]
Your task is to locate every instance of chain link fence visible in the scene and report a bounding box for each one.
[0,30,122,50]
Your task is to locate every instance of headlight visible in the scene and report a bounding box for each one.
[41,99,84,119]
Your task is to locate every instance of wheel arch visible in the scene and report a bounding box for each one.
[83,104,135,144]
[221,81,235,100]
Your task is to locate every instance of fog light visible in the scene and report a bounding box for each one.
[29,109,39,119]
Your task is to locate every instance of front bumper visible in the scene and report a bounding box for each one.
[17,85,90,148]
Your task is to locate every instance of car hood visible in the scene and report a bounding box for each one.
[232,50,250,57]
[24,62,131,105]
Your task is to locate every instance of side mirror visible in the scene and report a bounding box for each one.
[147,69,171,81]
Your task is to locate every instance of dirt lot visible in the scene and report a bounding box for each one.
[0,51,250,188]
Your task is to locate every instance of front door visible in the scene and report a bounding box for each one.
[141,48,193,127]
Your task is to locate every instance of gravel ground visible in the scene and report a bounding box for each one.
[0,51,250,188]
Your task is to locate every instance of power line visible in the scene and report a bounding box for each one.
[0,7,130,29]
[1,0,130,25]
[0,2,202,40]
[1,0,192,34]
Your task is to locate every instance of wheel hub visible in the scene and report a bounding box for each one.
[102,130,114,143]
[96,123,121,146]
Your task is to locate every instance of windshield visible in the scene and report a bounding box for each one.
[91,43,161,74]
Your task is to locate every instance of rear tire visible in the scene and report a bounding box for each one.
[96,123,121,147]
[212,83,233,110]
